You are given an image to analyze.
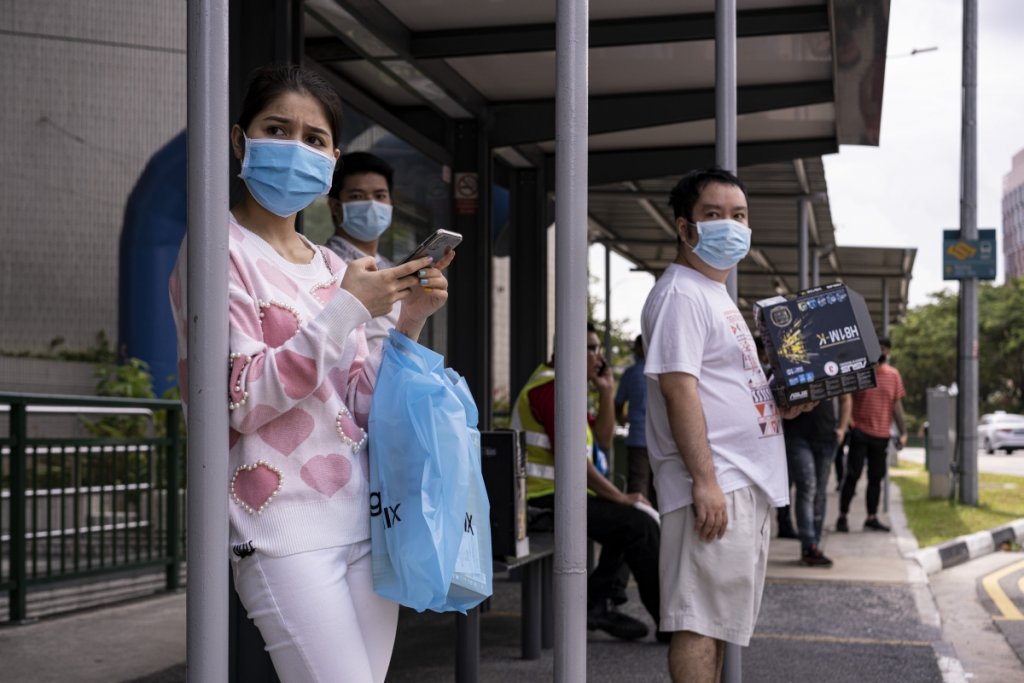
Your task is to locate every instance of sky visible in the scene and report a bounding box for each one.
[590,0,1024,340]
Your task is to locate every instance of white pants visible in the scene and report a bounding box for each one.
[232,540,399,683]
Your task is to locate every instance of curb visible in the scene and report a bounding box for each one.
[911,518,1024,574]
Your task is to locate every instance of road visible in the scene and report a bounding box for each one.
[931,551,1024,682]
[900,446,1024,478]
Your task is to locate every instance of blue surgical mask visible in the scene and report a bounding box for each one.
[341,200,393,241]
[239,134,336,217]
[686,218,751,269]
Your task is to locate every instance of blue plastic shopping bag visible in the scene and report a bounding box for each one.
[428,368,492,613]
[369,329,493,612]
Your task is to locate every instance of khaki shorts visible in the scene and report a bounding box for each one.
[659,485,772,646]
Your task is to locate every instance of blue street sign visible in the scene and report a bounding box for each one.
[943,229,996,280]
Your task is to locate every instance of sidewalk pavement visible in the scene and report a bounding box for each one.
[2,462,1014,683]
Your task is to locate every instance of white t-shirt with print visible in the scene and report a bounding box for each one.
[641,263,789,515]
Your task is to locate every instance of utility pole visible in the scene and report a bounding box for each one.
[956,0,979,505]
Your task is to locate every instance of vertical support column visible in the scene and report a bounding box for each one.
[881,280,891,338]
[716,1,742,679]
[229,0,305,222]
[717,0,739,303]
[187,1,230,681]
[604,246,612,359]
[554,0,589,679]
[229,0,305,121]
[510,168,548,396]
[9,403,27,623]
[449,120,493,428]
[798,198,810,291]
[812,247,821,288]
[957,0,979,506]
[455,609,480,682]
[165,408,182,592]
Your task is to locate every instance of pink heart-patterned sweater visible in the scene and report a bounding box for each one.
[169,214,380,557]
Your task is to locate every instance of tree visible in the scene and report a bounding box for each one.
[892,278,1024,429]
[891,290,958,426]
[979,277,1024,411]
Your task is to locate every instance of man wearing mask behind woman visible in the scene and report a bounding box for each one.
[325,152,400,350]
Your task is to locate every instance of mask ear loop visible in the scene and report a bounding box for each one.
[684,220,702,251]
[237,132,252,178]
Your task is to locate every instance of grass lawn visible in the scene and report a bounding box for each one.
[891,461,1024,548]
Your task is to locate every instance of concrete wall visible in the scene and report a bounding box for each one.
[0,0,186,357]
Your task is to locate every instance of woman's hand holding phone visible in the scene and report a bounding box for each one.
[398,248,456,329]
[340,247,455,340]
[338,256,427,318]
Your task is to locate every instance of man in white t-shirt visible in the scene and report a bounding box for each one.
[641,167,812,683]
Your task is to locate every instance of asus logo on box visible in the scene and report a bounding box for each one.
[789,390,809,401]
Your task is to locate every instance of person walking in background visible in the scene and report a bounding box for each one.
[784,396,850,567]
[836,337,907,533]
[324,151,400,351]
[642,167,812,682]
[616,334,656,507]
[170,64,454,683]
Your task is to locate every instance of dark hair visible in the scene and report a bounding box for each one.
[668,167,747,222]
[237,64,343,146]
[587,321,599,335]
[878,336,892,349]
[328,152,395,200]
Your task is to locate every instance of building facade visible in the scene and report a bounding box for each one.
[1003,148,1024,280]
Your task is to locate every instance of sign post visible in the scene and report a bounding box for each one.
[942,229,996,281]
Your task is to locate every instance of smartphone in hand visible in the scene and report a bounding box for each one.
[399,229,462,265]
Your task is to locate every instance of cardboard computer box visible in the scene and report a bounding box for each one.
[754,283,880,408]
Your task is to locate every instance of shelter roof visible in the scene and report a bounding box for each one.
[303,0,912,330]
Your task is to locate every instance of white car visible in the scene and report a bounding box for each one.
[978,412,1024,454]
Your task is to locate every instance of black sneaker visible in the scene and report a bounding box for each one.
[800,545,834,568]
[836,516,849,533]
[587,600,649,640]
[864,517,891,532]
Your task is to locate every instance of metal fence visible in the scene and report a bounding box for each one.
[0,393,185,623]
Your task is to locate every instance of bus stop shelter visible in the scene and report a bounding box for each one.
[190,1,914,680]
[289,0,913,404]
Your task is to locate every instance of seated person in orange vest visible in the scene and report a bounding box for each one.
[512,322,665,642]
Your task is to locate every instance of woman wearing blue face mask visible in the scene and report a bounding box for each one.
[168,64,454,683]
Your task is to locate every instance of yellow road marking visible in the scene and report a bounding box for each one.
[753,632,932,648]
[981,559,1024,621]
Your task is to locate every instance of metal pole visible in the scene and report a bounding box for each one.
[717,0,738,303]
[187,1,231,680]
[604,246,612,361]
[554,0,589,680]
[798,199,809,291]
[716,1,742,679]
[957,0,979,506]
[881,280,891,338]
[812,247,821,287]
[9,402,27,623]
[882,276,893,512]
